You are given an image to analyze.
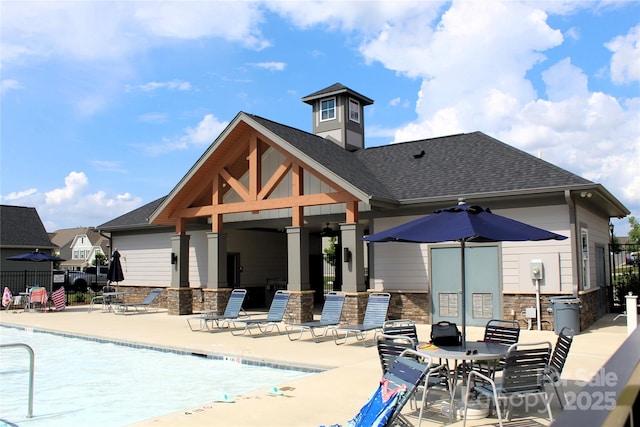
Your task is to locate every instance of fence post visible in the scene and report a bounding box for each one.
[626,293,638,335]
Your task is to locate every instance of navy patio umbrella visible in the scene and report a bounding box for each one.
[7,250,66,262]
[364,201,567,345]
[107,249,125,286]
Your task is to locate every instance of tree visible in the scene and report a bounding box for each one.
[629,216,640,245]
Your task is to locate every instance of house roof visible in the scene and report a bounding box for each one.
[100,100,629,229]
[0,204,55,249]
[301,82,374,106]
[354,131,592,200]
[99,197,166,230]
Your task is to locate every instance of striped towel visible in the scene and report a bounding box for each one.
[51,287,66,310]
[30,287,48,305]
[2,287,11,308]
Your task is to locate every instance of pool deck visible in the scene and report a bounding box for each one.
[1,306,636,427]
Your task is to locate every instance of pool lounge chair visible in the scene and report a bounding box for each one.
[332,292,391,345]
[230,290,290,336]
[338,349,436,427]
[285,292,345,342]
[113,288,163,314]
[187,289,248,331]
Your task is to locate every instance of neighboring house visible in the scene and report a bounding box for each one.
[0,205,57,278]
[50,228,110,271]
[99,83,629,331]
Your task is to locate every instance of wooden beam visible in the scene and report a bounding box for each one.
[257,158,292,200]
[219,168,251,201]
[175,191,358,217]
[346,200,359,223]
[249,134,259,200]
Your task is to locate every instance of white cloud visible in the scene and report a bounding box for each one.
[1,2,270,68]
[251,62,287,71]
[1,171,142,230]
[142,114,229,156]
[542,58,589,101]
[605,24,640,84]
[2,188,37,201]
[1,79,23,94]
[129,80,192,93]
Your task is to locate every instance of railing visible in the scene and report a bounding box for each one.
[0,343,35,419]
[551,326,640,426]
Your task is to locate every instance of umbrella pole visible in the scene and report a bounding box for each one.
[460,240,466,348]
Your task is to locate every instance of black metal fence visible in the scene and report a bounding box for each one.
[610,243,640,311]
[1,271,91,307]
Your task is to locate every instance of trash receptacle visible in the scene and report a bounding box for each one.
[550,296,581,335]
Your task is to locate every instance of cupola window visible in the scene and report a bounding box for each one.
[349,98,360,123]
[321,98,336,121]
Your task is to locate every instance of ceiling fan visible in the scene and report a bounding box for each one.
[320,223,338,237]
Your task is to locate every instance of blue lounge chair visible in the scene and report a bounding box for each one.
[114,288,163,314]
[332,292,391,345]
[343,349,435,427]
[230,290,290,336]
[187,289,248,331]
[285,292,345,342]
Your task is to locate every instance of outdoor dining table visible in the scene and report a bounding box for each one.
[417,340,510,422]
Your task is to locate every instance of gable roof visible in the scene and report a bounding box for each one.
[0,204,55,248]
[101,113,628,230]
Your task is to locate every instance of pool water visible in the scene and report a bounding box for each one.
[0,326,313,426]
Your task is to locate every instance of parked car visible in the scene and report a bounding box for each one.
[54,268,108,293]
[626,252,639,266]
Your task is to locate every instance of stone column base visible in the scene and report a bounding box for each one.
[167,287,193,315]
[285,291,315,324]
[342,292,370,325]
[386,290,430,323]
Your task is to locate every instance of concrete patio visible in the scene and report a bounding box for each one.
[0,306,635,426]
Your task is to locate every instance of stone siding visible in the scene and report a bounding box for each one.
[386,290,430,323]
[285,291,314,324]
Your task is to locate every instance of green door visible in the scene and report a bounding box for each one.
[431,246,500,326]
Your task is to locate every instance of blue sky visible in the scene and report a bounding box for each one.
[1,0,639,235]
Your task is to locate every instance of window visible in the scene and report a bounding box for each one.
[582,228,590,290]
[321,98,335,121]
[349,98,360,123]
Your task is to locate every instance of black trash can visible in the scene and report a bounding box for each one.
[550,296,581,335]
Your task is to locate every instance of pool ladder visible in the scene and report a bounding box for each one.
[0,343,34,418]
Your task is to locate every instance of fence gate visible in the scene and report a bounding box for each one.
[323,251,341,293]
[609,243,639,312]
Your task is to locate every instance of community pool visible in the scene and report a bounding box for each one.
[0,326,316,426]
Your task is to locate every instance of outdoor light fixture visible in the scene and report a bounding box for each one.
[580,191,592,198]
[171,253,178,265]
[343,247,352,263]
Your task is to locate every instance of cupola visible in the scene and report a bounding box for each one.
[302,83,373,151]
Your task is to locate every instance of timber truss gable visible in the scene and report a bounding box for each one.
[150,114,363,233]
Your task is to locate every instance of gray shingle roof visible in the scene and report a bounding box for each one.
[301,83,374,105]
[99,197,166,229]
[0,205,55,248]
[101,120,594,229]
[354,131,591,200]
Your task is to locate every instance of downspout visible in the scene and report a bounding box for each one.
[564,190,580,296]
[97,229,112,258]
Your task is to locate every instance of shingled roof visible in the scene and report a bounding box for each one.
[101,115,603,229]
[0,205,55,248]
[354,131,592,200]
[99,197,166,229]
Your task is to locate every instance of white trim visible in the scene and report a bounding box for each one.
[320,97,336,122]
[348,98,360,123]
